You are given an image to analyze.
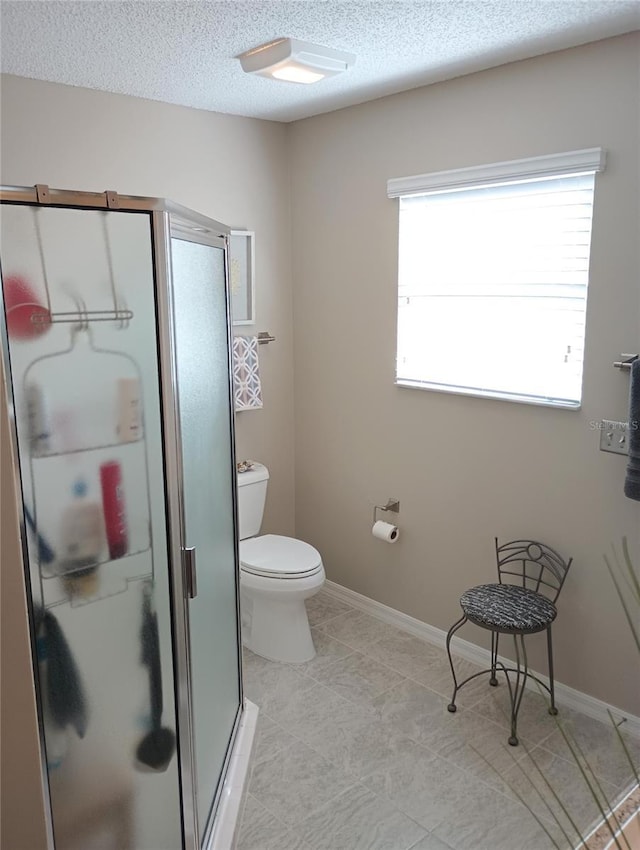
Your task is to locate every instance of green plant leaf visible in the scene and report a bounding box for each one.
[604,554,640,654]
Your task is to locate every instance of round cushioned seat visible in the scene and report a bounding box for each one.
[460,583,557,632]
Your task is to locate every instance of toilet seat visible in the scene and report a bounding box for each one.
[239,534,323,579]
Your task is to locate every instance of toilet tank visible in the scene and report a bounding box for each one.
[237,463,269,540]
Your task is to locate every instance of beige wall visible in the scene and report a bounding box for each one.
[0,75,294,848]
[0,74,295,535]
[290,33,640,714]
[1,386,49,850]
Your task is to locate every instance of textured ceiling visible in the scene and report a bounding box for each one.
[1,1,639,123]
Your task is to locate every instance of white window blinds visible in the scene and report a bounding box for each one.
[389,149,605,408]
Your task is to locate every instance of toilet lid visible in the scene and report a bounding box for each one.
[239,534,322,578]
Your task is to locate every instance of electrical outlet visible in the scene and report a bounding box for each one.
[599,420,629,455]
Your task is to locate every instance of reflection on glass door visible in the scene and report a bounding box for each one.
[170,235,241,841]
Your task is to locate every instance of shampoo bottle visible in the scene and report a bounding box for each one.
[100,460,129,559]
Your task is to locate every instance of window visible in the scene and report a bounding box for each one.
[388,148,605,408]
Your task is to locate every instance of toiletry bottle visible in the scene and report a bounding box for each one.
[117,377,142,443]
[26,383,51,455]
[100,460,129,559]
[59,479,106,574]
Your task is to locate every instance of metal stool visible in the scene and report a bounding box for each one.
[446,539,572,746]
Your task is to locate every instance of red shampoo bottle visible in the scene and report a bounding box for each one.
[100,461,128,559]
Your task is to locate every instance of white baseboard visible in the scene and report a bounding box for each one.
[323,580,640,739]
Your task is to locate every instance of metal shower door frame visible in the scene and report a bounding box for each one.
[0,185,244,850]
[153,204,245,850]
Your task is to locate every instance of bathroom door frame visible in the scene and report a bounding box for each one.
[0,185,245,850]
[153,205,245,850]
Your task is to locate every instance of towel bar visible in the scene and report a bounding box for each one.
[257,331,275,345]
[614,354,639,371]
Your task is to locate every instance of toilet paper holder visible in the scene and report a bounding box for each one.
[373,499,400,525]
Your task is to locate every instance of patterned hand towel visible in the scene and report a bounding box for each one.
[232,335,263,411]
[624,358,640,501]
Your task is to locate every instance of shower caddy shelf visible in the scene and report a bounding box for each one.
[44,572,154,611]
[31,435,143,461]
[28,409,155,609]
[26,379,155,608]
[22,204,155,610]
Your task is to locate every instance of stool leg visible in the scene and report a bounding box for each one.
[446,614,467,713]
[507,634,529,746]
[490,631,499,686]
[547,625,558,716]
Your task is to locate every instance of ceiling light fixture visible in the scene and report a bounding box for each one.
[239,38,355,84]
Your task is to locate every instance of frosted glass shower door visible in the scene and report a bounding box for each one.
[0,203,182,850]
[170,235,241,841]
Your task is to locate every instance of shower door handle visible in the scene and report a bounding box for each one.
[183,547,197,599]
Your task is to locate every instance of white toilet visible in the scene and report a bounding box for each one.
[237,463,325,663]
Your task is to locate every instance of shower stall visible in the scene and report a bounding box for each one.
[0,185,251,849]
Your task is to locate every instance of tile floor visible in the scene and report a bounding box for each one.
[237,591,639,850]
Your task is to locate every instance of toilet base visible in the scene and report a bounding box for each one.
[240,569,324,664]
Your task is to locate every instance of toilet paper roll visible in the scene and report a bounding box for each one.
[372,520,399,543]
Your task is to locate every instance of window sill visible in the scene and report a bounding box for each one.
[395,379,581,410]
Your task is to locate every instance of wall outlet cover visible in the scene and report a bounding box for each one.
[599,420,629,455]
